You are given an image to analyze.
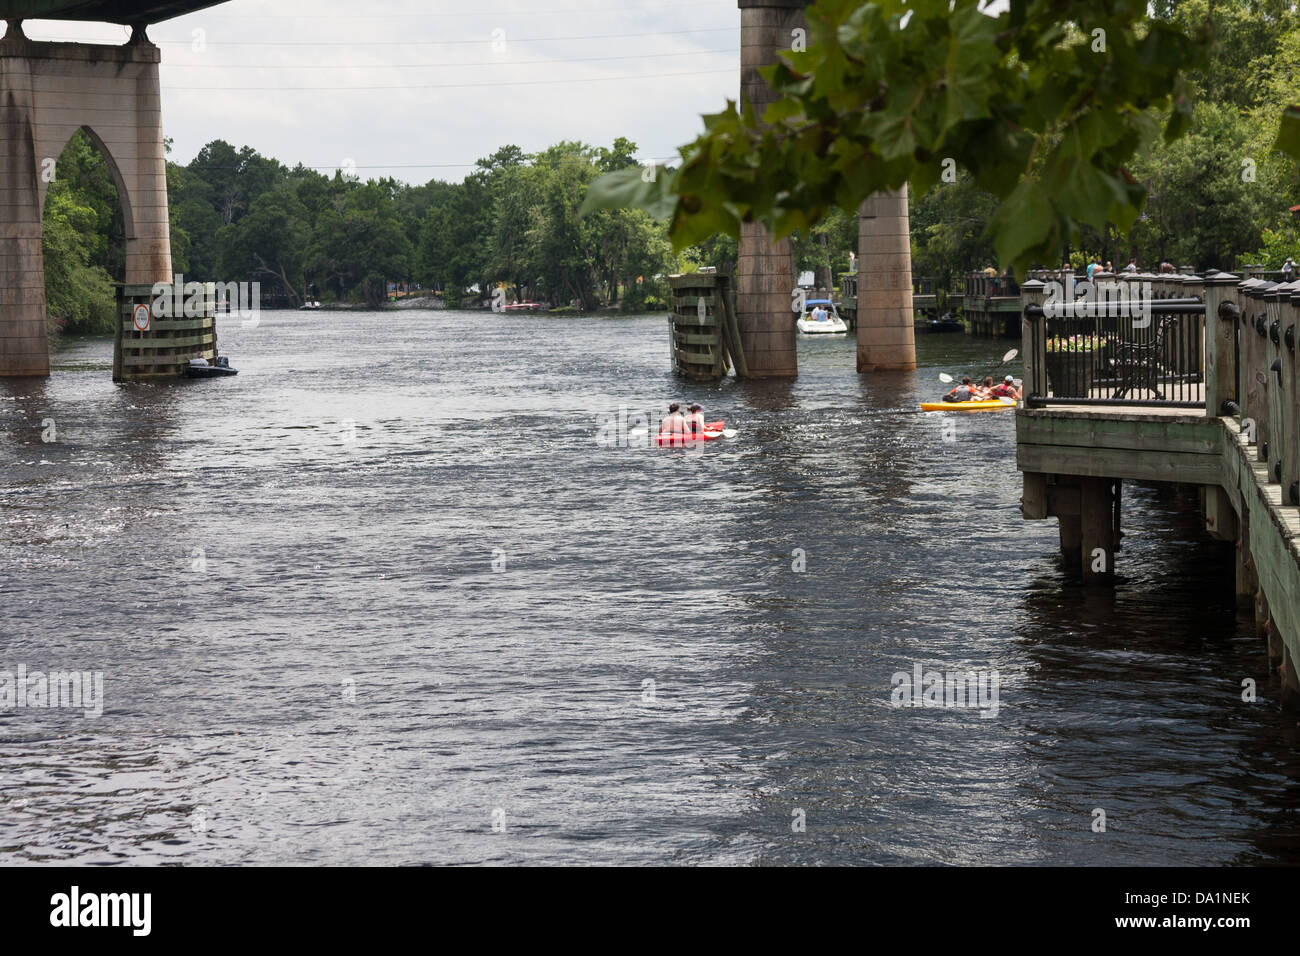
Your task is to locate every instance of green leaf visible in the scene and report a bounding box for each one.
[989,181,1055,270]
[580,166,678,221]
[1275,106,1300,162]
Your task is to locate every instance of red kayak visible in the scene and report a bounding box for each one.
[656,420,725,446]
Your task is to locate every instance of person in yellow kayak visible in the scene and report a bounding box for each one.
[974,376,997,400]
[992,375,1021,401]
[942,377,976,402]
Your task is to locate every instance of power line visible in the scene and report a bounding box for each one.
[162,66,735,91]
[162,48,738,69]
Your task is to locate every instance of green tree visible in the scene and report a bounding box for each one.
[217,182,312,304]
[585,0,1235,275]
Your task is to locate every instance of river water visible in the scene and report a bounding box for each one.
[2,309,1298,866]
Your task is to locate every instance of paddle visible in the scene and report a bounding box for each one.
[939,348,1020,386]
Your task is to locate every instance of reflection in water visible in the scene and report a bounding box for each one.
[0,316,1297,865]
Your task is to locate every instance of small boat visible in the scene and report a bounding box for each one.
[185,356,238,378]
[921,312,963,334]
[656,420,725,446]
[299,300,322,310]
[797,299,849,335]
[919,400,1014,412]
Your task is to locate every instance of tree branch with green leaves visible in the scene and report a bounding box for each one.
[584,0,1299,276]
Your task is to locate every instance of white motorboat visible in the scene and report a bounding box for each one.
[797,299,848,334]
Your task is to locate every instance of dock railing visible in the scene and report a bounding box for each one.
[965,272,1022,299]
[1220,274,1300,502]
[1020,273,1208,408]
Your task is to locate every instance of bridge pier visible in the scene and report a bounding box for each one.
[735,1,916,377]
[0,28,172,377]
[735,0,804,378]
[856,187,917,372]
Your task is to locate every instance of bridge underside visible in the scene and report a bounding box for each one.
[3,1,221,22]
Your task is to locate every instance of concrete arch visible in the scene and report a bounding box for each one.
[1,31,172,376]
[38,124,136,242]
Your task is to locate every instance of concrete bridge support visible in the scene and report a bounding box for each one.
[857,187,917,372]
[736,1,916,377]
[0,22,172,377]
[736,0,804,378]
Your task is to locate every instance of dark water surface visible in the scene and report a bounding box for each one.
[2,310,1299,865]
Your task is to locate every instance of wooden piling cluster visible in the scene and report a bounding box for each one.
[667,273,747,381]
[1016,269,1300,703]
[114,282,219,382]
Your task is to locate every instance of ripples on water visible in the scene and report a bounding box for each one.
[2,310,1299,865]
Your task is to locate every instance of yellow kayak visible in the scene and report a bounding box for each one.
[919,400,1016,412]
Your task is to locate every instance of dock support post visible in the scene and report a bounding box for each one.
[1112,479,1122,552]
[1059,515,1082,570]
[1280,641,1300,709]
[1255,587,1272,644]
[1204,485,1237,542]
[1080,477,1116,586]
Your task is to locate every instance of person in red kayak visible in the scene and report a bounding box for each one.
[659,403,688,443]
[686,403,706,434]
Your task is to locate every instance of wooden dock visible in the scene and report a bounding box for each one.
[1016,271,1300,703]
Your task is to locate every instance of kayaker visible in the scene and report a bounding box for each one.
[974,376,996,400]
[992,375,1020,400]
[686,403,706,434]
[943,377,976,402]
[659,403,687,439]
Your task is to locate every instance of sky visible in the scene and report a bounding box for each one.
[15,0,744,184]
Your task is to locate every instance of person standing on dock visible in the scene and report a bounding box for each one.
[1284,257,1296,281]
[1124,258,1138,273]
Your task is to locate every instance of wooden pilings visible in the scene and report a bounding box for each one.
[667,273,746,381]
[114,282,218,382]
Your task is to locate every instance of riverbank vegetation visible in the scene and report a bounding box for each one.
[40,0,1300,335]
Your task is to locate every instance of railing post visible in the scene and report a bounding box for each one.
[1203,271,1241,418]
[1278,280,1300,503]
[1244,279,1272,460]
[1266,281,1288,486]
[1237,277,1254,429]
[1021,278,1047,403]
[1181,273,1203,406]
